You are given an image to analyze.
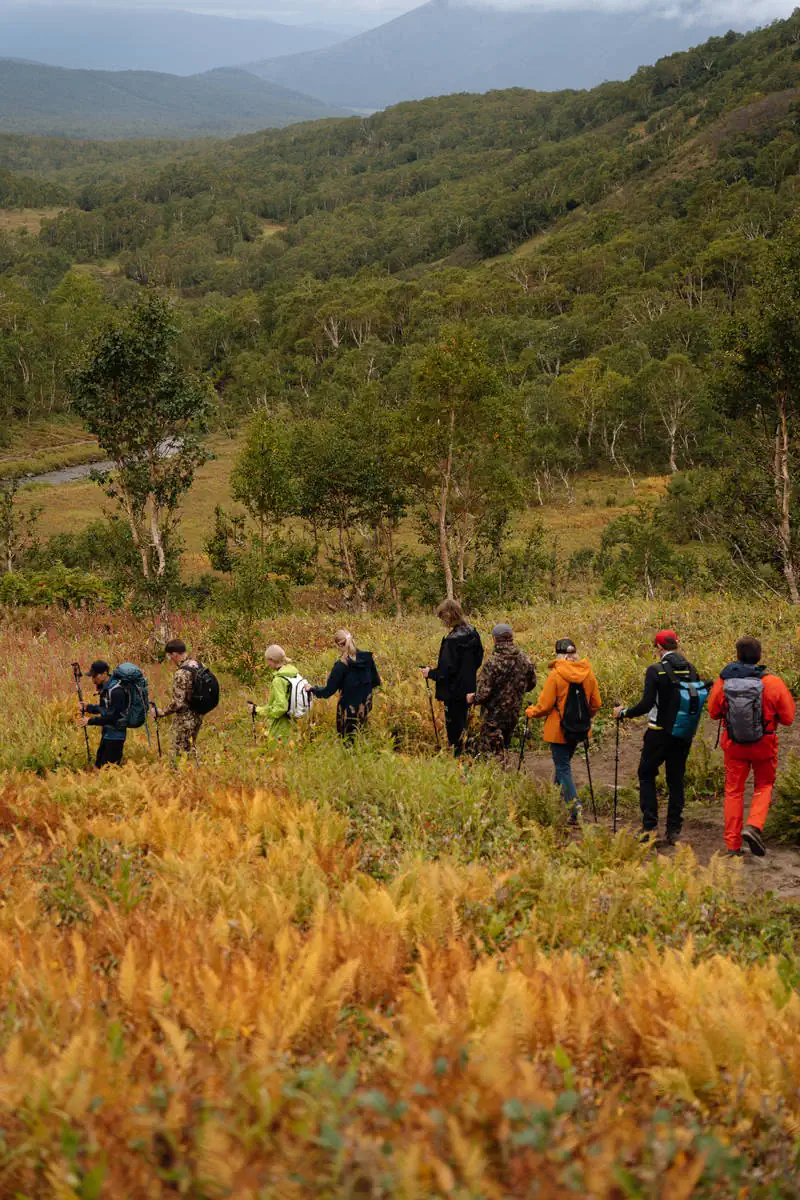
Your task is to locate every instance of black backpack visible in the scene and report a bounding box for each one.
[185,663,220,715]
[560,681,593,742]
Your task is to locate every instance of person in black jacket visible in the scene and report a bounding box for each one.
[421,598,484,756]
[77,660,127,768]
[613,630,702,844]
[308,630,381,741]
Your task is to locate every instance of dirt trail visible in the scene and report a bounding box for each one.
[523,723,800,900]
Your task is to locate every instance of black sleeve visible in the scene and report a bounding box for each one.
[431,637,456,686]
[87,685,127,727]
[475,637,484,670]
[84,704,101,715]
[371,659,381,689]
[312,660,347,700]
[623,666,659,719]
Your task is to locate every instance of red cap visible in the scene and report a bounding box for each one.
[655,629,678,648]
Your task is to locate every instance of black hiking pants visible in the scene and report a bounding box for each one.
[638,729,691,835]
[444,698,469,756]
[95,738,125,769]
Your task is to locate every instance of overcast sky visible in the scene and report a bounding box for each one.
[5,0,797,25]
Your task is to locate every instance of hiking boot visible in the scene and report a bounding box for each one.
[742,825,766,857]
[567,802,582,827]
[638,829,657,845]
[723,848,744,858]
[665,830,680,847]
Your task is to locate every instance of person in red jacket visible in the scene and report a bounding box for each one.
[707,635,795,857]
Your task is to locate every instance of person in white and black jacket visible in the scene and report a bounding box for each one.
[614,629,704,845]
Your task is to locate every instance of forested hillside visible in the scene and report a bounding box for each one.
[2,12,800,606]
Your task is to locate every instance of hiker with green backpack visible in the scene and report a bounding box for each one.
[614,630,710,846]
[77,659,149,768]
[525,639,601,824]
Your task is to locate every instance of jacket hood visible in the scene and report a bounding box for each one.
[493,641,523,657]
[447,623,481,648]
[276,663,300,678]
[353,650,374,666]
[720,661,767,680]
[662,651,690,670]
[550,658,593,683]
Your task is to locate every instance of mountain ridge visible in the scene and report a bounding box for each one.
[0,59,348,139]
[0,4,348,75]
[245,0,743,110]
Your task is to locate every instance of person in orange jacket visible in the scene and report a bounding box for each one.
[707,635,795,857]
[525,638,601,823]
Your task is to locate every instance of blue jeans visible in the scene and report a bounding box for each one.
[551,741,578,804]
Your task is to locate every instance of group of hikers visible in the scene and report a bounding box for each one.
[75,600,796,858]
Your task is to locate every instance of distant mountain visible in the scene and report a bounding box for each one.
[246,0,739,110]
[0,5,346,75]
[0,60,348,139]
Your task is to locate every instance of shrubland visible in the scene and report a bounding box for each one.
[0,602,799,1195]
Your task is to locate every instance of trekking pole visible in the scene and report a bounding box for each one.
[583,739,597,823]
[517,717,530,773]
[71,661,92,769]
[714,719,722,750]
[421,670,441,750]
[151,702,162,758]
[613,713,621,834]
[248,702,257,745]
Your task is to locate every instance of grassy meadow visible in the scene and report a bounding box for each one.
[0,600,798,1195]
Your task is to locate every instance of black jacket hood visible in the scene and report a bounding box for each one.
[720,661,767,681]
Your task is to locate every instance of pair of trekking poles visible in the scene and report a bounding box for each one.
[422,671,621,830]
[518,710,621,830]
[70,661,163,766]
[517,717,599,824]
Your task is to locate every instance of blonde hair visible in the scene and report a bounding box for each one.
[334,629,357,663]
[264,644,288,666]
[436,598,465,627]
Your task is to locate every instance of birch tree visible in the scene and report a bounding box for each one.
[71,294,212,620]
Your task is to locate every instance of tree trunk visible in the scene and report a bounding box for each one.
[774,393,799,604]
[438,407,455,600]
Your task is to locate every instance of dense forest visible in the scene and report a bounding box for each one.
[2,11,800,612]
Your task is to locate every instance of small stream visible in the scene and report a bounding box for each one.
[21,440,179,487]
[23,460,113,487]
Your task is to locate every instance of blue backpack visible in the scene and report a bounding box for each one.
[663,661,709,742]
[111,663,149,729]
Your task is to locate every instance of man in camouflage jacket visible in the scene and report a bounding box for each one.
[155,638,204,763]
[468,624,536,761]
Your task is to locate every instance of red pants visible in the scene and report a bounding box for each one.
[723,751,776,850]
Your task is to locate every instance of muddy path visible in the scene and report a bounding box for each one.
[522,719,800,900]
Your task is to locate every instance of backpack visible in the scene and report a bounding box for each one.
[286,674,313,720]
[560,680,593,742]
[663,661,709,742]
[110,663,149,729]
[722,677,765,744]
[184,663,220,715]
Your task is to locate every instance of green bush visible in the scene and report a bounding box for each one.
[765,753,800,844]
[0,565,114,608]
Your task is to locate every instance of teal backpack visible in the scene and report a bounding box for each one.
[111,663,149,730]
[663,661,709,742]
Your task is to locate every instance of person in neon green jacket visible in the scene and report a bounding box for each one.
[254,644,301,741]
